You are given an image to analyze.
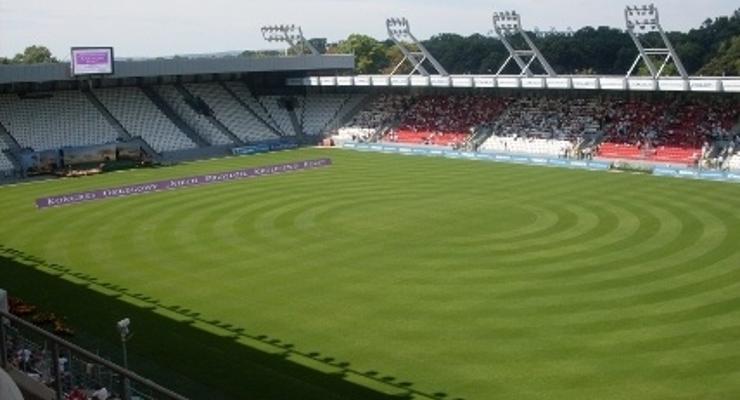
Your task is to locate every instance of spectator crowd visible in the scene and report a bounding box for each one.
[334,92,739,167]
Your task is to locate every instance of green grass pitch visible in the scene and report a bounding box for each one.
[1,148,740,400]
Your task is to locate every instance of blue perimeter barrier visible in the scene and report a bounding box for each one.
[653,167,740,183]
[342,142,611,171]
[232,142,298,156]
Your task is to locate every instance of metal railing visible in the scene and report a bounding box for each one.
[1,309,188,400]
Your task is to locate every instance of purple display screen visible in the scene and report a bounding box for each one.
[71,48,114,76]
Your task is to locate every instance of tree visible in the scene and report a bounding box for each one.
[322,7,740,76]
[12,45,58,64]
[699,35,740,75]
[334,34,389,74]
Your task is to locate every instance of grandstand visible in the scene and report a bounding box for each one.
[0,151,14,176]
[300,94,353,136]
[0,91,120,151]
[222,81,283,134]
[184,82,279,143]
[0,81,736,180]
[334,94,410,142]
[260,96,299,136]
[389,95,509,147]
[154,85,236,146]
[95,86,197,152]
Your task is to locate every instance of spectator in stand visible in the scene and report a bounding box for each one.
[387,95,509,147]
[66,386,86,400]
[91,385,110,400]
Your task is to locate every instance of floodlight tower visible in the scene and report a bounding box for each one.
[260,24,320,55]
[624,4,688,79]
[492,10,557,77]
[386,17,448,76]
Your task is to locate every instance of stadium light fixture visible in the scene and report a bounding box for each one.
[624,4,688,79]
[117,318,132,400]
[492,10,557,77]
[260,24,320,55]
[385,17,448,77]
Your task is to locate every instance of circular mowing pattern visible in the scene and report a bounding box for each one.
[3,150,740,400]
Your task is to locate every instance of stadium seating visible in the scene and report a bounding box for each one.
[598,97,738,164]
[0,146,14,175]
[223,82,282,133]
[301,94,350,136]
[0,91,119,151]
[95,87,196,152]
[185,83,279,143]
[727,154,740,170]
[479,136,573,157]
[336,94,411,141]
[388,95,509,147]
[260,96,299,136]
[154,85,234,146]
[486,96,604,141]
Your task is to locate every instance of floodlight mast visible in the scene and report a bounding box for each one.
[386,17,449,76]
[492,11,557,77]
[260,24,320,55]
[624,4,688,79]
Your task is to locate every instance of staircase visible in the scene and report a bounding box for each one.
[287,105,304,141]
[322,94,370,137]
[141,87,210,148]
[174,84,244,146]
[84,89,132,140]
[0,120,23,175]
[0,120,22,151]
[219,82,283,138]
[467,125,493,151]
[370,118,400,143]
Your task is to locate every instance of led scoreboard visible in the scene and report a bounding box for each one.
[70,47,115,76]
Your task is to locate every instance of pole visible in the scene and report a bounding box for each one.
[0,318,7,369]
[121,335,131,400]
[52,342,64,400]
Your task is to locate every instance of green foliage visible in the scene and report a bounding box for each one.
[327,8,738,75]
[241,49,283,58]
[11,45,58,64]
[333,34,389,74]
[699,35,740,75]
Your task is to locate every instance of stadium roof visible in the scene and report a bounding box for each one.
[0,54,354,85]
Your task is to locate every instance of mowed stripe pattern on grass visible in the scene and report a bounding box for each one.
[1,148,740,400]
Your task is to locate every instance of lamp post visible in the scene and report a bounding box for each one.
[624,4,688,79]
[260,24,319,55]
[385,17,448,77]
[116,318,132,400]
[492,9,557,77]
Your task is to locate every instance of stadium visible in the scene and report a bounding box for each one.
[1,3,739,400]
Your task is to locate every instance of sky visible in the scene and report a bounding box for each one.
[0,0,737,59]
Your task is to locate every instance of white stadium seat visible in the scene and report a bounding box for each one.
[154,85,234,146]
[95,87,196,152]
[301,94,348,136]
[223,82,282,133]
[185,83,279,143]
[260,96,299,136]
[0,91,119,151]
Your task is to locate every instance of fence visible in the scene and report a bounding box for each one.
[1,309,188,400]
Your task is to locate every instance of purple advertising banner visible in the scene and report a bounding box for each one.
[36,158,332,209]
